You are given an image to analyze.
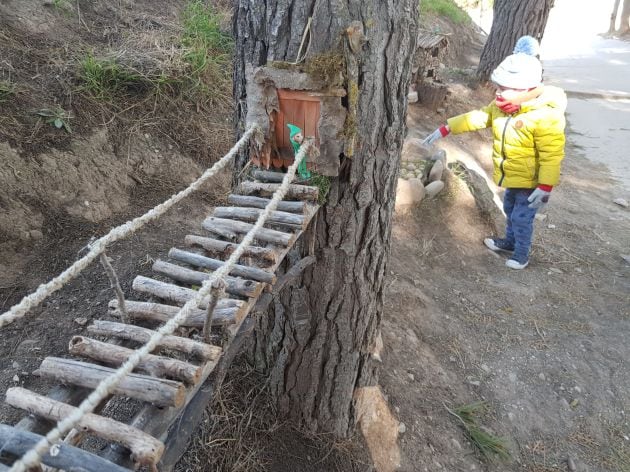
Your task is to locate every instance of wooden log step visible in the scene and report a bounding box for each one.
[132,276,246,309]
[213,206,305,229]
[153,260,263,298]
[185,234,277,264]
[68,336,203,385]
[202,217,294,246]
[237,181,319,202]
[168,248,276,284]
[87,320,222,361]
[5,387,164,469]
[252,169,286,183]
[0,424,129,472]
[109,300,236,327]
[228,194,306,214]
[35,357,185,408]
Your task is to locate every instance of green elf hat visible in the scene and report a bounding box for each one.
[287,123,302,140]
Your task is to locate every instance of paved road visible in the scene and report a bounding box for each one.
[541,1,630,191]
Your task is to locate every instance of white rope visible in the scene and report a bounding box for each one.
[0,125,259,330]
[9,141,312,472]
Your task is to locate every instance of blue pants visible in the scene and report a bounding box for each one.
[502,188,538,263]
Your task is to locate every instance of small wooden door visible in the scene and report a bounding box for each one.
[272,89,321,169]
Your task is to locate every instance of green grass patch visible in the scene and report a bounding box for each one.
[181,0,232,97]
[79,53,150,100]
[420,0,471,24]
[447,401,511,462]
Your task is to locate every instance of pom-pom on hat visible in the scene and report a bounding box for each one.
[513,35,540,57]
[491,35,543,89]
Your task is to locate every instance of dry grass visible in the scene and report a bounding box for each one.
[176,360,370,472]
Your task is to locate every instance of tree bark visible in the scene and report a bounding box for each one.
[609,0,622,33]
[477,0,554,82]
[620,0,630,34]
[233,0,417,436]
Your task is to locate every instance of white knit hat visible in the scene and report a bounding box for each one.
[491,36,543,89]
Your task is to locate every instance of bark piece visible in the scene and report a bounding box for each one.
[202,217,294,246]
[5,387,164,469]
[153,260,263,297]
[109,299,236,327]
[87,320,221,361]
[168,248,276,284]
[236,181,319,202]
[36,357,185,408]
[68,336,203,385]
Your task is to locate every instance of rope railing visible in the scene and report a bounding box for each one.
[0,125,260,330]
[9,140,312,472]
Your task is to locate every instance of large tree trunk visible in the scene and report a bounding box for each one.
[608,0,622,34]
[233,1,417,436]
[476,0,554,82]
[620,0,630,34]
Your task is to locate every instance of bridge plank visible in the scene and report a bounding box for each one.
[168,248,276,284]
[87,320,221,361]
[35,357,185,408]
[5,387,165,469]
[69,336,203,385]
[153,260,263,297]
[108,299,237,327]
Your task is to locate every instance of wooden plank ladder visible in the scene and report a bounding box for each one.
[0,176,320,471]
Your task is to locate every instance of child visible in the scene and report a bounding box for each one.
[423,36,567,269]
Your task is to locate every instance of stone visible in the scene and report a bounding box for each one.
[535,213,548,221]
[395,178,425,207]
[408,373,415,381]
[429,160,445,183]
[509,373,517,382]
[481,364,491,373]
[29,230,44,241]
[430,149,447,167]
[425,180,445,198]
[539,373,546,381]
[613,198,628,208]
[621,255,630,264]
[402,138,433,161]
[408,91,419,103]
[406,163,416,172]
[398,422,407,433]
[74,317,88,326]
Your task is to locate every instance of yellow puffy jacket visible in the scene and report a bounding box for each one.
[447,86,567,188]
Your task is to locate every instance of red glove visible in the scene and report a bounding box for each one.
[422,125,450,145]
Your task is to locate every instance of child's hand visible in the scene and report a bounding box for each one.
[422,125,450,145]
[527,186,552,210]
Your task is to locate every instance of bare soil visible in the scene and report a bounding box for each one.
[378,81,630,472]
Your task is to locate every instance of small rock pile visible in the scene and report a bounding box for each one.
[395,138,448,209]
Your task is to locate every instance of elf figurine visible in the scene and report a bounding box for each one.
[287,123,311,180]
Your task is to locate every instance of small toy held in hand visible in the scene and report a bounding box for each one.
[287,123,311,180]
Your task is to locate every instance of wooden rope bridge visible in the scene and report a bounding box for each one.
[0,170,320,472]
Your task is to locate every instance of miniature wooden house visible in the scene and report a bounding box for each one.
[411,31,450,109]
[244,64,347,176]
[412,31,449,85]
